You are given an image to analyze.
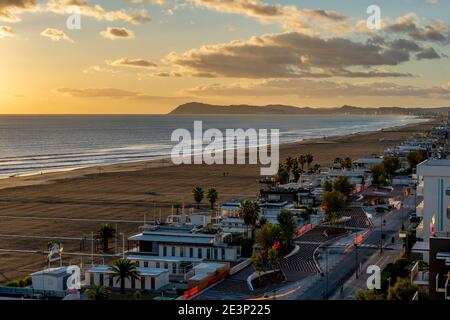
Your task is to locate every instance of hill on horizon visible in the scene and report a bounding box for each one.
[169,102,450,116]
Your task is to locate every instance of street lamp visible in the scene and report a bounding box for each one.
[120,233,125,259]
[354,243,358,279]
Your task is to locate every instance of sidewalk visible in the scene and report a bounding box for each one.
[330,242,402,300]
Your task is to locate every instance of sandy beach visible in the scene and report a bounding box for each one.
[0,118,438,281]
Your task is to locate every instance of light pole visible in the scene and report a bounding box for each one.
[120,233,125,259]
[354,243,358,279]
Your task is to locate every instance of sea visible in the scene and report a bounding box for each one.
[0,114,427,178]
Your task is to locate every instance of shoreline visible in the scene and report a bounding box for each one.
[0,117,433,191]
[0,117,439,281]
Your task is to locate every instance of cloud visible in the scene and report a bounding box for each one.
[0,0,37,22]
[127,0,165,4]
[56,87,190,100]
[100,27,134,40]
[82,65,122,75]
[46,0,151,25]
[0,25,14,38]
[107,57,158,68]
[191,0,350,33]
[183,78,450,99]
[385,13,449,43]
[57,87,139,98]
[166,31,434,79]
[40,27,73,42]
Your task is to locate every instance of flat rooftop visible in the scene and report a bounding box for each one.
[128,233,216,245]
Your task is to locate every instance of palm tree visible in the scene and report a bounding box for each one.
[86,284,111,300]
[305,153,314,170]
[206,188,218,209]
[284,156,294,174]
[192,186,204,209]
[297,155,306,172]
[111,258,139,294]
[96,224,116,252]
[238,200,260,239]
[173,203,181,214]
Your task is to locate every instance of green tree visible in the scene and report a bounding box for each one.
[206,188,218,209]
[305,153,314,170]
[96,224,116,252]
[322,191,346,224]
[256,223,282,253]
[284,156,294,174]
[332,176,355,199]
[406,150,427,169]
[258,216,268,228]
[292,161,301,181]
[86,284,111,300]
[298,155,306,172]
[340,157,353,169]
[371,163,387,185]
[192,186,204,209]
[111,258,139,294]
[252,252,265,274]
[322,179,333,192]
[267,248,280,270]
[275,166,289,184]
[277,209,296,248]
[387,277,419,300]
[382,156,400,178]
[238,200,260,239]
[173,203,181,214]
[355,289,384,300]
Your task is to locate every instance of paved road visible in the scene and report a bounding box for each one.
[299,190,418,300]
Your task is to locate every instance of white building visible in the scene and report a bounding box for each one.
[416,159,450,242]
[31,266,71,292]
[128,225,240,262]
[85,265,169,291]
[127,254,200,282]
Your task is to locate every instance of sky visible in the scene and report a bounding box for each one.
[0,0,450,114]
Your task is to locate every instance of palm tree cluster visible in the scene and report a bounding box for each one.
[276,153,316,184]
[334,157,353,169]
[238,199,260,238]
[192,186,219,209]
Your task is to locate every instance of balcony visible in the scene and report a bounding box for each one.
[410,261,429,286]
[416,181,424,197]
[416,200,424,217]
[436,273,448,293]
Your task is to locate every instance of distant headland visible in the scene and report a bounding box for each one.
[169,102,450,116]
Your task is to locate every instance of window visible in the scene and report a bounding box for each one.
[446,187,450,196]
[164,262,168,270]
[447,206,450,219]
[189,248,193,258]
[221,248,225,260]
[214,249,218,260]
[144,262,148,268]
[99,273,104,286]
[163,246,167,256]
[198,248,202,259]
[207,248,211,259]
[172,263,177,274]
[180,247,184,257]
[156,262,160,268]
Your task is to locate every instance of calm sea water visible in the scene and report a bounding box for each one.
[0,114,426,178]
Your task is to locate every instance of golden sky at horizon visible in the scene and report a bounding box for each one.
[1,0,450,114]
